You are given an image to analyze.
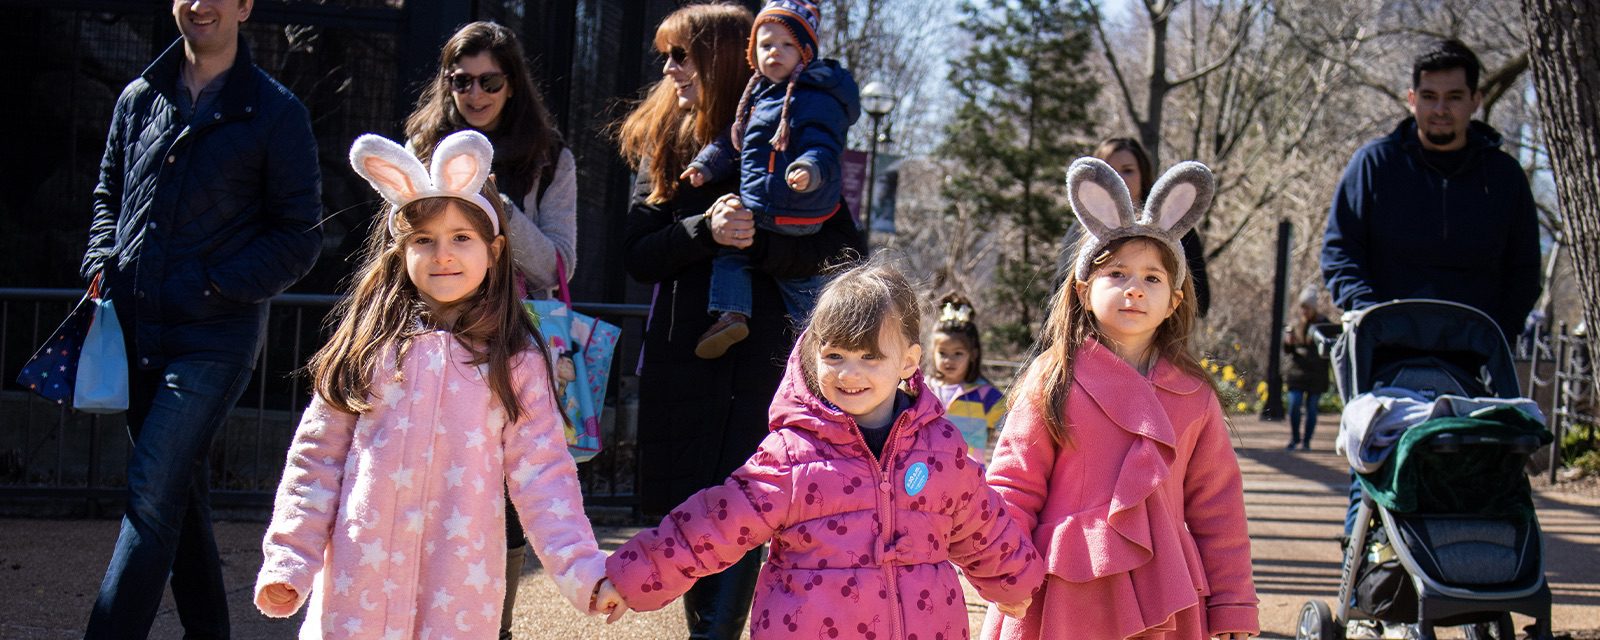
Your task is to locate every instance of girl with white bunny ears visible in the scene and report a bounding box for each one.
[980,158,1259,640]
[254,130,628,637]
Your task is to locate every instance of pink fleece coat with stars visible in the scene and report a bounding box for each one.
[607,343,1044,640]
[255,331,606,639]
[979,338,1258,640]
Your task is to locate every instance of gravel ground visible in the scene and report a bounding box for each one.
[2,414,1595,639]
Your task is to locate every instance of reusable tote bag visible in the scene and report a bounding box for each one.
[524,257,620,463]
[16,293,95,404]
[73,294,129,414]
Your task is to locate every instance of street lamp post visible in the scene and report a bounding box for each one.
[859,81,897,248]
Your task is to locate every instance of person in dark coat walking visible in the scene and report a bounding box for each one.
[1282,290,1331,450]
[78,1,323,636]
[1320,38,1541,536]
[614,4,862,638]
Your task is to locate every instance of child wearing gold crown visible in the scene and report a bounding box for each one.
[925,293,1007,462]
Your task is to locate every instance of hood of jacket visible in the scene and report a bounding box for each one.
[793,58,862,127]
[768,330,945,447]
[1383,116,1505,161]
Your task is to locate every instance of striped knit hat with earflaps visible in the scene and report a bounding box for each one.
[732,0,822,153]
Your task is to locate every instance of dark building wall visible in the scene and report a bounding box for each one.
[0,0,697,309]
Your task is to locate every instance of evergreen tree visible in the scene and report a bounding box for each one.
[939,0,1099,352]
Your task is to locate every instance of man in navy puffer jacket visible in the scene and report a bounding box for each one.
[78,1,322,636]
[1321,39,1540,340]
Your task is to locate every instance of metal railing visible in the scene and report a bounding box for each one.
[1523,322,1597,482]
[0,288,648,517]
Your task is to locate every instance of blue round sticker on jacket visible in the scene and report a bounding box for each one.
[904,462,929,496]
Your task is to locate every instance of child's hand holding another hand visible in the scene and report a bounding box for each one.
[996,597,1031,619]
[591,577,630,623]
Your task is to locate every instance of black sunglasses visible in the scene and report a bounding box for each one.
[664,46,688,65]
[447,71,507,94]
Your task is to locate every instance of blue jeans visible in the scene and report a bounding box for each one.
[85,359,251,640]
[709,251,823,321]
[1287,389,1320,445]
[1344,471,1364,535]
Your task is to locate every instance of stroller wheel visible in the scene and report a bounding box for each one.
[1296,600,1342,640]
[1463,613,1516,640]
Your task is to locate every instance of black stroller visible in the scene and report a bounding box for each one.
[1296,300,1553,640]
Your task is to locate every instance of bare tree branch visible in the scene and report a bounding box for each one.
[1088,0,1145,128]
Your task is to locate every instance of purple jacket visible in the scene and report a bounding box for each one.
[607,343,1043,639]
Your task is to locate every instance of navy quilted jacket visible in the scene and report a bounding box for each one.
[80,38,323,370]
[692,59,860,227]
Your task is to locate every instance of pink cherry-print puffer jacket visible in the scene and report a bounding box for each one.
[607,343,1044,640]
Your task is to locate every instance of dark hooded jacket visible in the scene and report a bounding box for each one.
[1320,118,1540,338]
[690,59,861,230]
[80,38,323,370]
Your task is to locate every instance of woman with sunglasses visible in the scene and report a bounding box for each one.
[614,4,862,638]
[406,21,575,299]
[402,21,575,640]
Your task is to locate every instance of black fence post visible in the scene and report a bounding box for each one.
[1261,219,1290,421]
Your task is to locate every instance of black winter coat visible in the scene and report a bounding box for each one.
[80,39,323,370]
[625,161,862,516]
[1283,316,1332,392]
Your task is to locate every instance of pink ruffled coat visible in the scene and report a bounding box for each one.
[255,331,606,638]
[980,339,1258,640]
[607,347,1044,640]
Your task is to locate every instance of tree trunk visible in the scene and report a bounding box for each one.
[1140,2,1171,170]
[1522,0,1600,400]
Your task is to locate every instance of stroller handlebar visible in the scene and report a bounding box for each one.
[1425,432,1544,455]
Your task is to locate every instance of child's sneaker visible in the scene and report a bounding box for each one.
[695,312,749,359]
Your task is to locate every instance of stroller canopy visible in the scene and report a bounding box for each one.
[1336,299,1521,402]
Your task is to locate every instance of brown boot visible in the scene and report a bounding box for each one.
[695,312,750,359]
[500,543,527,640]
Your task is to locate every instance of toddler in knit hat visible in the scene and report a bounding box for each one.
[680,0,863,360]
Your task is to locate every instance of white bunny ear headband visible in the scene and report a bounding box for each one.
[349,130,500,237]
[1065,156,1214,287]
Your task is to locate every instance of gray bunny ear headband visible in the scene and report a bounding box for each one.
[349,129,500,237]
[1065,156,1214,287]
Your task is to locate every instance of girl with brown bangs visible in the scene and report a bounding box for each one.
[256,132,624,636]
[614,3,864,637]
[982,159,1257,640]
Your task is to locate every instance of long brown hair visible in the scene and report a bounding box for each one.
[405,21,563,202]
[616,3,753,204]
[308,183,554,423]
[1018,235,1216,445]
[1092,137,1154,204]
[797,257,924,398]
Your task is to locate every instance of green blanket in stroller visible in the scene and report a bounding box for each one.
[1357,406,1551,520]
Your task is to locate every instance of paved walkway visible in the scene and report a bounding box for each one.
[1,415,1596,639]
